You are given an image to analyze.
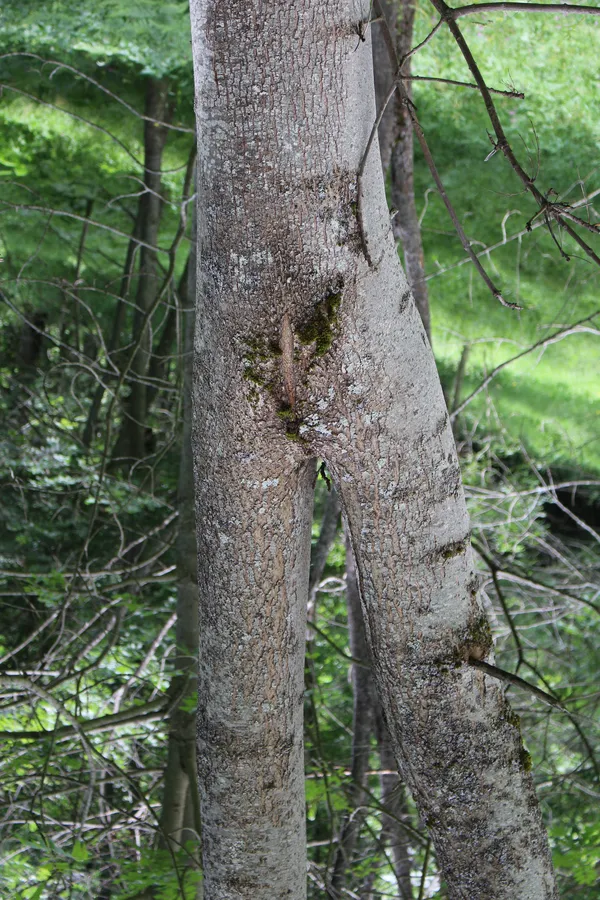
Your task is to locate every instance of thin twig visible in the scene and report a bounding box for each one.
[454,2,600,19]
[306,621,370,668]
[429,0,600,266]
[0,52,195,133]
[418,838,432,900]
[406,100,521,307]
[450,311,599,419]
[406,73,524,98]
[467,658,567,710]
[402,18,445,65]
[0,204,165,254]
[371,0,520,307]
[426,187,600,281]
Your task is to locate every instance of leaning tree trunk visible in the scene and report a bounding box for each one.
[373,0,431,341]
[189,2,557,899]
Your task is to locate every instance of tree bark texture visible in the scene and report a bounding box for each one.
[372,0,431,340]
[189,2,556,899]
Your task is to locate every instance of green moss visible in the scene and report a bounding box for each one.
[467,613,493,651]
[450,611,493,668]
[243,369,265,386]
[505,708,522,732]
[276,406,295,421]
[519,745,533,772]
[441,537,469,560]
[297,286,343,357]
[242,334,285,395]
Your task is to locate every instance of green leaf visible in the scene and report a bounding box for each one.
[178,691,197,713]
[21,886,46,900]
[71,839,89,862]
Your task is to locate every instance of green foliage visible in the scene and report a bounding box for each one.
[0,1,193,77]
[553,821,600,888]
[411,6,600,472]
[115,848,202,900]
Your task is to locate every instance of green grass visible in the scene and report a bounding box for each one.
[408,4,600,472]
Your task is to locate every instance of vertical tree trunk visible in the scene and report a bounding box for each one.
[158,220,200,859]
[189,2,556,898]
[82,219,140,447]
[331,530,414,900]
[16,308,47,371]
[329,530,375,899]
[374,710,414,900]
[112,78,170,463]
[307,487,341,629]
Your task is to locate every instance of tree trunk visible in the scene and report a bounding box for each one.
[373,0,431,341]
[158,219,199,859]
[189,2,557,898]
[374,708,414,900]
[16,308,47,371]
[329,530,375,899]
[82,218,140,447]
[331,529,414,900]
[112,77,170,463]
[307,487,341,630]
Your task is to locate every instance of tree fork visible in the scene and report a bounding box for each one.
[189,1,557,898]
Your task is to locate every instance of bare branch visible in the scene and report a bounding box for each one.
[467,658,568,710]
[0,52,195,133]
[429,0,600,266]
[0,698,167,742]
[450,311,600,419]
[371,0,521,307]
[454,2,600,19]
[406,73,524,98]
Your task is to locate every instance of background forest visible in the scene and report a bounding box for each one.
[0,1,598,898]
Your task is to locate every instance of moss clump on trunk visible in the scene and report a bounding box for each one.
[297,286,342,357]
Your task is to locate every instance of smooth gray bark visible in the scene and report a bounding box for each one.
[189,2,556,899]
